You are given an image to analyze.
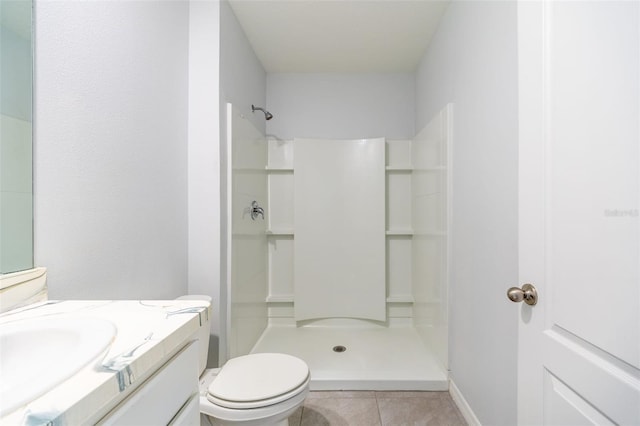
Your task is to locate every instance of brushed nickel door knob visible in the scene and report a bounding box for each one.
[507,283,538,306]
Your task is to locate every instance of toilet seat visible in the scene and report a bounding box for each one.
[207,353,310,409]
[200,380,309,426]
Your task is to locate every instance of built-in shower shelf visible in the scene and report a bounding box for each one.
[413,166,446,172]
[265,166,294,172]
[233,167,266,172]
[267,295,415,304]
[266,229,294,236]
[413,229,446,237]
[266,295,294,303]
[386,295,415,303]
[385,166,413,171]
[386,229,414,236]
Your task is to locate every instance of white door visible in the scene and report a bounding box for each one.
[517,1,640,425]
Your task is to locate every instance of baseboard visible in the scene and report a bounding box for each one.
[449,379,481,426]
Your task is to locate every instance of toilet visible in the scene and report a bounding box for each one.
[177,295,310,426]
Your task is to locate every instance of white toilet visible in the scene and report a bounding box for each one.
[177,295,310,426]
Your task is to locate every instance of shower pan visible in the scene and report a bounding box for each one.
[223,103,452,391]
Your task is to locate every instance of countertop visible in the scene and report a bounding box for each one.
[0,299,210,425]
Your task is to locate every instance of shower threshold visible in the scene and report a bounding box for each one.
[250,323,448,391]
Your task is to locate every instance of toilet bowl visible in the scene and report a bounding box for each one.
[199,353,310,426]
[177,295,310,426]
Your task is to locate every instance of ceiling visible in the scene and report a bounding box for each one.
[228,0,450,73]
[1,0,448,72]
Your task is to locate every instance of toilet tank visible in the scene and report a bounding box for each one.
[176,295,212,374]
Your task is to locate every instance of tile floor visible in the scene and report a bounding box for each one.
[288,391,467,426]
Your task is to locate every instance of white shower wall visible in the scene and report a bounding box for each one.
[264,110,450,370]
[226,104,269,360]
[223,72,451,388]
[266,139,418,324]
[293,138,386,322]
[412,105,452,370]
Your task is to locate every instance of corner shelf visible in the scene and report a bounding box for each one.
[266,229,294,236]
[386,295,415,304]
[385,229,414,236]
[385,165,413,172]
[414,166,446,172]
[413,229,446,237]
[266,295,294,303]
[265,166,294,172]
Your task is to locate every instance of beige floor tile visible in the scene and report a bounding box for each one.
[301,397,381,426]
[288,406,304,426]
[377,395,466,426]
[436,396,467,426]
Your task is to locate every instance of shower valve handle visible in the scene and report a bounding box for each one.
[250,201,264,220]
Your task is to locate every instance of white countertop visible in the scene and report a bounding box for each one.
[0,299,210,425]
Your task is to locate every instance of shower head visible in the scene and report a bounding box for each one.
[251,105,273,120]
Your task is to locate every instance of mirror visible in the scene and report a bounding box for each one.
[0,0,33,274]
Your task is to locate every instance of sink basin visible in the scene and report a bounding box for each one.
[0,316,116,416]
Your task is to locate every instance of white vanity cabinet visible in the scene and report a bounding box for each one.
[0,300,208,424]
[98,341,200,425]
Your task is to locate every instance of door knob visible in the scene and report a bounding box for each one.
[507,283,538,306]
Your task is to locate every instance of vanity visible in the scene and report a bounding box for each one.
[1,4,208,423]
[0,284,209,425]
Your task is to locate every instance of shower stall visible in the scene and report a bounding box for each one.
[223,103,452,390]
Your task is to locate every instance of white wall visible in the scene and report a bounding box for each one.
[188,0,221,367]
[34,1,189,299]
[415,2,519,425]
[266,73,415,140]
[220,0,267,132]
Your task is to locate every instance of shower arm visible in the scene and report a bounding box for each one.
[251,104,273,120]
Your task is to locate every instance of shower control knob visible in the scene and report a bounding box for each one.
[250,200,265,220]
[507,283,538,306]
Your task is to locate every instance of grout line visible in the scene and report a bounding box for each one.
[297,405,304,426]
[300,391,465,425]
[375,392,384,426]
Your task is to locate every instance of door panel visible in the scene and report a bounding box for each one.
[517,1,640,424]
[548,0,639,368]
[544,328,638,425]
[544,372,615,426]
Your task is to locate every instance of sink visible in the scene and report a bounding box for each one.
[0,316,116,416]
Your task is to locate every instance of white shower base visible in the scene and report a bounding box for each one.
[250,323,448,391]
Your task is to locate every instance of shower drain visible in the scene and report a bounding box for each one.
[332,345,347,353]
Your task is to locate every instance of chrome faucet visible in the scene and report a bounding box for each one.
[250,200,264,220]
